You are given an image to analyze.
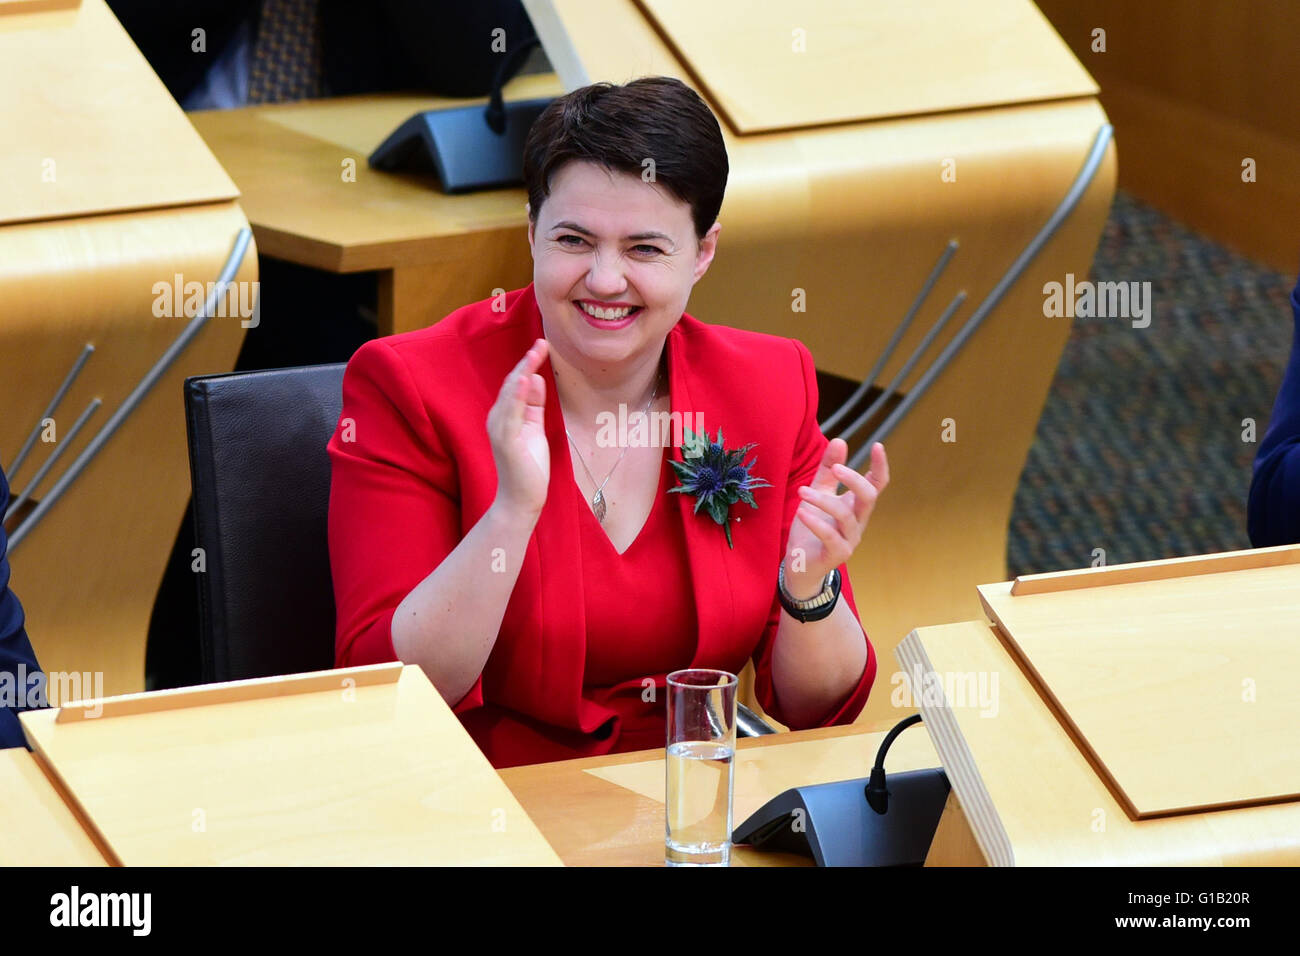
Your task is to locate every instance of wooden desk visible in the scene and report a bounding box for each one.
[189,74,563,337]
[0,748,108,866]
[500,718,942,866]
[20,664,562,866]
[903,614,1300,866]
[1,0,255,697]
[3,709,942,867]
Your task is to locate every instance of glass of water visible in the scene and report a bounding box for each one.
[665,668,738,866]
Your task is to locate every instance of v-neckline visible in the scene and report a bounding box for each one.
[575,450,667,557]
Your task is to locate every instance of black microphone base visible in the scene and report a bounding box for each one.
[731,768,950,866]
[368,98,554,193]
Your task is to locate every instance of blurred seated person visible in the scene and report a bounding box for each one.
[107,0,542,110]
[1249,271,1300,546]
[327,77,888,769]
[1,464,46,750]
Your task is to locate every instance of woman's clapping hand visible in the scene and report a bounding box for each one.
[487,338,551,519]
[783,439,889,596]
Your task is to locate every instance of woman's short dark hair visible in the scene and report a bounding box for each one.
[522,76,729,241]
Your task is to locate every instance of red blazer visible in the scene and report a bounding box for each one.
[327,284,876,766]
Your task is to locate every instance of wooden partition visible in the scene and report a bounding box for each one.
[908,547,1300,864]
[0,0,256,695]
[1037,0,1300,273]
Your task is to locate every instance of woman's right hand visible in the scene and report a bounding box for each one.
[487,338,550,519]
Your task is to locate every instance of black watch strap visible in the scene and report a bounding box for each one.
[778,563,842,623]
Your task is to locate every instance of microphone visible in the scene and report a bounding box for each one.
[865,713,923,814]
[367,29,550,191]
[484,34,541,134]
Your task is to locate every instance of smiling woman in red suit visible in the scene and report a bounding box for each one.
[327,76,890,769]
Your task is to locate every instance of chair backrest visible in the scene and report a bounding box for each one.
[184,363,345,683]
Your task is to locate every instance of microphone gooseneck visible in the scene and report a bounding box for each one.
[484,34,541,134]
[865,713,923,814]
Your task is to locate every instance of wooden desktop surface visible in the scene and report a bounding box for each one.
[633,0,1096,133]
[980,547,1300,819]
[19,664,563,866]
[2,711,939,867]
[902,617,1300,866]
[188,74,562,337]
[0,748,108,866]
[188,74,562,273]
[499,717,939,866]
[0,0,237,227]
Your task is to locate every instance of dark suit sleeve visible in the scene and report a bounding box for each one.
[1,466,45,750]
[1248,275,1300,546]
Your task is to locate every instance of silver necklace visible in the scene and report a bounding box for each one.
[564,372,661,524]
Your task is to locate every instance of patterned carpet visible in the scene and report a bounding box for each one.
[1007,190,1299,576]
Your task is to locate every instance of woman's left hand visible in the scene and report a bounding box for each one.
[783,439,889,597]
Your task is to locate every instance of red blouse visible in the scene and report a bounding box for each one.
[579,450,696,754]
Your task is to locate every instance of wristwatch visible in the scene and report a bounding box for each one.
[777,560,841,623]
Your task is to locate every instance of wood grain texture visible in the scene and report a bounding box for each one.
[1036,0,1300,273]
[0,0,237,226]
[924,790,987,866]
[20,665,563,865]
[56,662,402,722]
[377,256,532,338]
[0,748,108,866]
[188,74,562,274]
[1037,0,1298,147]
[980,553,1300,818]
[900,620,1300,865]
[1,201,256,697]
[0,0,81,16]
[499,717,931,866]
[1009,543,1300,595]
[634,0,1096,133]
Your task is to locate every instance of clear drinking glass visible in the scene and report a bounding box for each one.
[665,668,738,866]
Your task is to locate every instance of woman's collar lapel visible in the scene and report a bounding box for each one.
[665,317,740,671]
[524,286,596,729]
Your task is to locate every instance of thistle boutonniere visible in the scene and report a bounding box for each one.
[668,426,772,549]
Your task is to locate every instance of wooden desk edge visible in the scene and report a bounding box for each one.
[500,717,910,780]
[21,745,118,866]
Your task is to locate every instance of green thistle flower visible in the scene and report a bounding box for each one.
[668,426,772,549]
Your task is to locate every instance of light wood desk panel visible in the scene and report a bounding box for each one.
[636,0,1096,133]
[1,202,257,698]
[4,710,938,868]
[0,0,237,226]
[980,550,1300,819]
[904,619,1300,866]
[21,664,563,866]
[0,748,108,866]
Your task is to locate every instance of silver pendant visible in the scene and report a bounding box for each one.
[592,488,607,523]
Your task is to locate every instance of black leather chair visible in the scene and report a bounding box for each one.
[183,363,345,683]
